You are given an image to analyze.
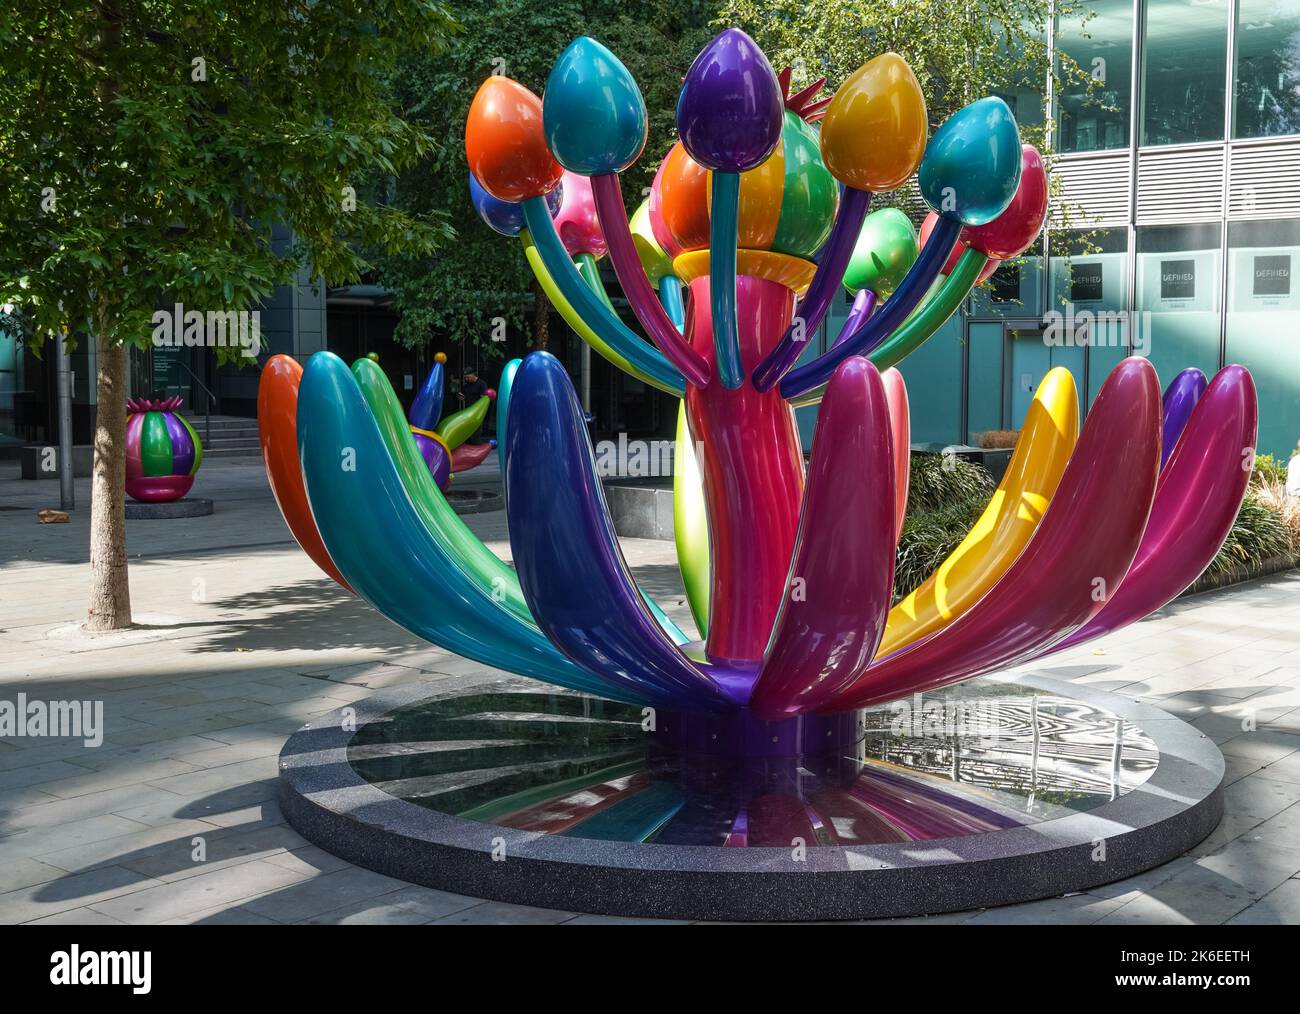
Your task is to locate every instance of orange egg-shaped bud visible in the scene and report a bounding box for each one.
[465,77,563,203]
[657,141,711,253]
[819,53,927,193]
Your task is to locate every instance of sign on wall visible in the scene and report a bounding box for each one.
[1137,249,1218,312]
[1229,246,1300,311]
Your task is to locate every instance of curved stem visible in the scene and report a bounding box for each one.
[658,275,685,331]
[780,215,964,399]
[831,288,877,349]
[709,171,744,389]
[520,231,680,395]
[520,197,686,395]
[589,173,711,387]
[869,249,988,371]
[751,187,872,391]
[575,251,614,310]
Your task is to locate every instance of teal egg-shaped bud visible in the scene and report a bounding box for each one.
[918,96,1022,226]
[543,36,648,175]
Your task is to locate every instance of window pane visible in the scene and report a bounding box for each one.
[995,22,1047,136]
[970,253,1044,317]
[1049,229,1132,404]
[1057,0,1134,151]
[1142,0,1229,145]
[1225,218,1300,458]
[1135,223,1222,383]
[1234,0,1300,138]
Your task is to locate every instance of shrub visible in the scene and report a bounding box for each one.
[1250,479,1300,556]
[894,497,986,600]
[1202,488,1296,585]
[905,453,996,515]
[1251,453,1288,487]
[975,429,1019,449]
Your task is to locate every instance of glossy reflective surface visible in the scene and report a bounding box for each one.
[350,681,1158,846]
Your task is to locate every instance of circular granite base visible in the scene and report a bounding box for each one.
[278,674,1223,922]
[125,497,214,519]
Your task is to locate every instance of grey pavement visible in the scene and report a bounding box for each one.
[1,456,1299,924]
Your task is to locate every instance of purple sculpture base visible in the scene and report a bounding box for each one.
[654,706,864,758]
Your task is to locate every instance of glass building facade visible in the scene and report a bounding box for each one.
[810,0,1300,461]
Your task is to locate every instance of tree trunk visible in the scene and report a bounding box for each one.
[532,278,549,351]
[86,306,132,631]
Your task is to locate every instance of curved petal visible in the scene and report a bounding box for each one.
[436,395,493,449]
[673,401,710,636]
[351,358,536,627]
[496,358,521,485]
[881,367,910,542]
[749,357,895,719]
[1053,365,1258,653]
[450,442,493,473]
[298,352,619,698]
[879,367,1079,656]
[256,355,353,593]
[504,351,729,712]
[825,357,1161,712]
[1161,367,1209,471]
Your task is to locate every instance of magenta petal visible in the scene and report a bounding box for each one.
[1051,364,1257,653]
[749,357,896,719]
[881,367,910,543]
[824,357,1162,712]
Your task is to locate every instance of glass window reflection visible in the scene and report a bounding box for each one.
[1142,0,1230,145]
[1235,0,1300,138]
[1057,0,1133,151]
[1225,218,1300,458]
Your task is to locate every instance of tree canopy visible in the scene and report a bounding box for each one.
[0,1,459,356]
[370,0,716,356]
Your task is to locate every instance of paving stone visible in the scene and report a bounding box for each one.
[0,857,68,894]
[1223,772,1300,822]
[239,866,412,922]
[0,864,160,923]
[87,859,310,924]
[299,886,482,925]
[432,900,578,925]
[26,907,130,925]
[962,894,1126,925]
[1225,878,1300,924]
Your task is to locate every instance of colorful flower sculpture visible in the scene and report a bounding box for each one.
[258,30,1257,755]
[125,396,203,502]
[407,352,496,491]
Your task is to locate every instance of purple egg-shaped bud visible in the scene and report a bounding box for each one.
[676,28,783,173]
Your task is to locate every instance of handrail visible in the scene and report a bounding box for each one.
[160,359,218,446]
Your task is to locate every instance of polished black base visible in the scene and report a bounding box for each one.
[278,673,1223,921]
[125,497,214,519]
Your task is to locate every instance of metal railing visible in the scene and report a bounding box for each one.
[160,360,218,446]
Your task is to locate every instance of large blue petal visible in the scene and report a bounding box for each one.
[298,351,626,699]
[504,352,730,713]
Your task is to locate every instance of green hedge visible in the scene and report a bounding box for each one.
[894,454,1298,602]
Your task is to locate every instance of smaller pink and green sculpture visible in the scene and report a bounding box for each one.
[124,396,203,502]
[408,352,497,490]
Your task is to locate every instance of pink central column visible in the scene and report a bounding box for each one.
[683,275,806,666]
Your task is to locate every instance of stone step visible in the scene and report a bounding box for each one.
[202,445,263,459]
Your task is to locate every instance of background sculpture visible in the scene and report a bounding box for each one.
[406,351,496,491]
[125,396,203,503]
